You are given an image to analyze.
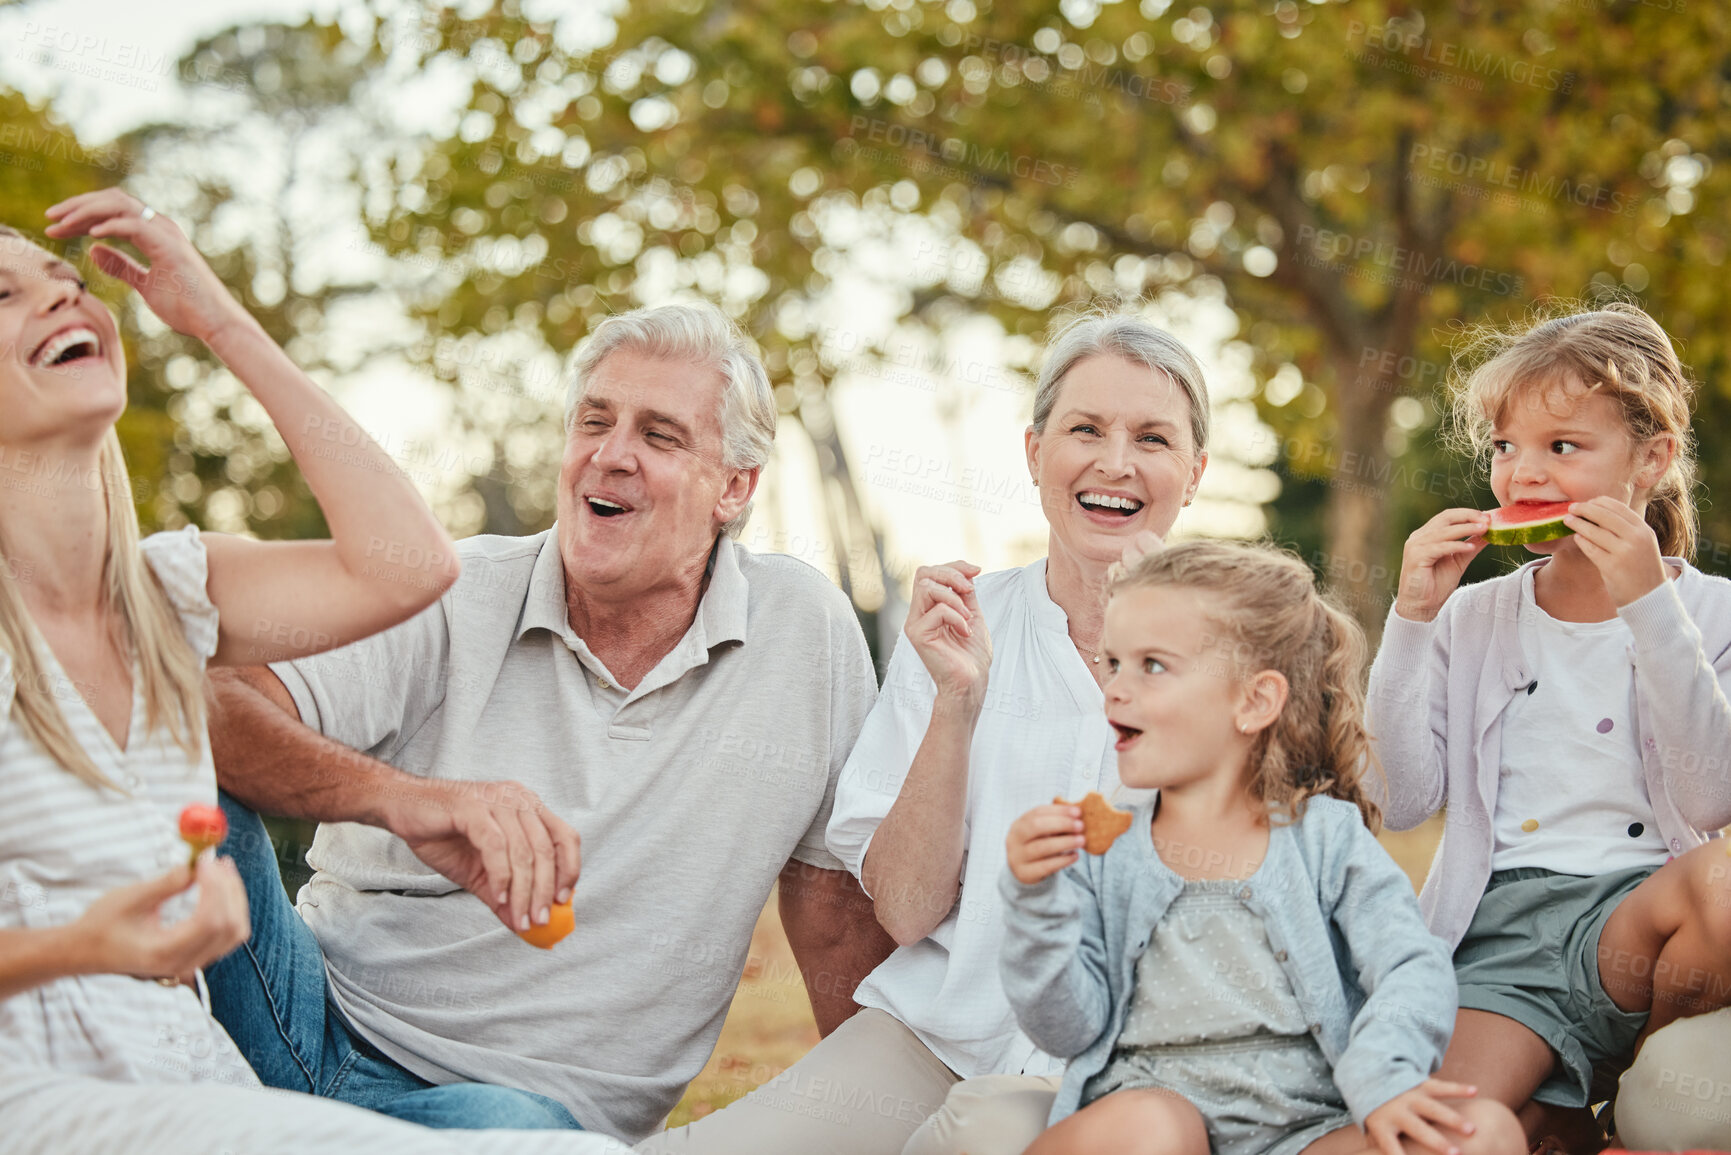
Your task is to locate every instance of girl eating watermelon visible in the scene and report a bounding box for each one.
[1367,302,1731,1151]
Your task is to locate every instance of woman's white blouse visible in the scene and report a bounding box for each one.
[826,559,1143,1079]
[0,526,257,1087]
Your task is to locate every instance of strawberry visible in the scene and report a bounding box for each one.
[178,803,227,869]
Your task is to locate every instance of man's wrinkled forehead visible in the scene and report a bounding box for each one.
[576,391,699,442]
[578,350,726,426]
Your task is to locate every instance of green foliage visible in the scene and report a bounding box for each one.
[107,21,410,541]
[367,0,1731,625]
[11,1,1730,633]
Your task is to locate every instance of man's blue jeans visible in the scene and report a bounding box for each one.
[206,791,582,1131]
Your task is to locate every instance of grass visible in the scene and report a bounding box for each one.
[668,813,1448,1123]
[664,890,824,1127]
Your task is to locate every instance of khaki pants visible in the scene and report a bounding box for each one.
[635,1008,1060,1155]
[903,1072,1062,1155]
[1614,1007,1731,1151]
[0,1066,630,1155]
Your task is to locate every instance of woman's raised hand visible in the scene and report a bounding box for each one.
[906,560,993,703]
[38,191,459,667]
[71,856,251,986]
[1394,509,1490,623]
[44,190,247,345]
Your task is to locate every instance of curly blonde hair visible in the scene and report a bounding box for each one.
[1110,540,1382,829]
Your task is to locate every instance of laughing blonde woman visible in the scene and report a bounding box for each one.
[0,190,625,1155]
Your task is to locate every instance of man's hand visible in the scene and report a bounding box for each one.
[384,779,581,934]
[207,668,580,935]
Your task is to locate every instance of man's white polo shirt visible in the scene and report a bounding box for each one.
[270,527,877,1141]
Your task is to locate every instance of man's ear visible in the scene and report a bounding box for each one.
[1236,669,1289,736]
[715,465,761,528]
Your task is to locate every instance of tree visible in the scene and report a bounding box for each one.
[0,92,162,515]
[105,22,421,545]
[362,0,1730,632]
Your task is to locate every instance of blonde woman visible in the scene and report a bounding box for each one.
[0,190,626,1155]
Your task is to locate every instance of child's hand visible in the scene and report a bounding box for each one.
[1363,1078,1480,1155]
[1563,497,1668,606]
[1395,509,1490,623]
[1005,803,1084,885]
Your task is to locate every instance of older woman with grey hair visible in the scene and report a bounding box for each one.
[637,311,1211,1155]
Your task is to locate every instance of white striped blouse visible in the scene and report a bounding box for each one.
[0,525,258,1088]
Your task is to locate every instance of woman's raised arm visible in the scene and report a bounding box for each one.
[45,190,459,665]
[861,560,992,944]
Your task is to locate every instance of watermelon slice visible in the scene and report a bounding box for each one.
[1485,500,1575,546]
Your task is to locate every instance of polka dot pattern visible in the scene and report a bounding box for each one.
[1119,882,1309,1049]
[1493,562,1662,876]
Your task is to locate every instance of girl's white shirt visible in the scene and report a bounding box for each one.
[0,525,258,1088]
[1491,565,1673,872]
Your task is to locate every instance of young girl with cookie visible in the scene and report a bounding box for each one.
[1001,541,1522,1155]
[1367,303,1731,1148]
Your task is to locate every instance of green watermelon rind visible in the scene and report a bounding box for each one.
[1484,516,1574,546]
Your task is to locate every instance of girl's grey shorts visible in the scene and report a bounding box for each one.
[1082,1034,1353,1155]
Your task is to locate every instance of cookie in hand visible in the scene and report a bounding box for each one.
[1053,791,1133,855]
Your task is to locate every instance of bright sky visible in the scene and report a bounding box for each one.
[0,0,1278,634]
[0,0,342,139]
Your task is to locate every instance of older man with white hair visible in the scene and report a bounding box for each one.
[203,303,893,1142]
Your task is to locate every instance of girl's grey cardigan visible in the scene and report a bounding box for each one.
[999,795,1455,1126]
